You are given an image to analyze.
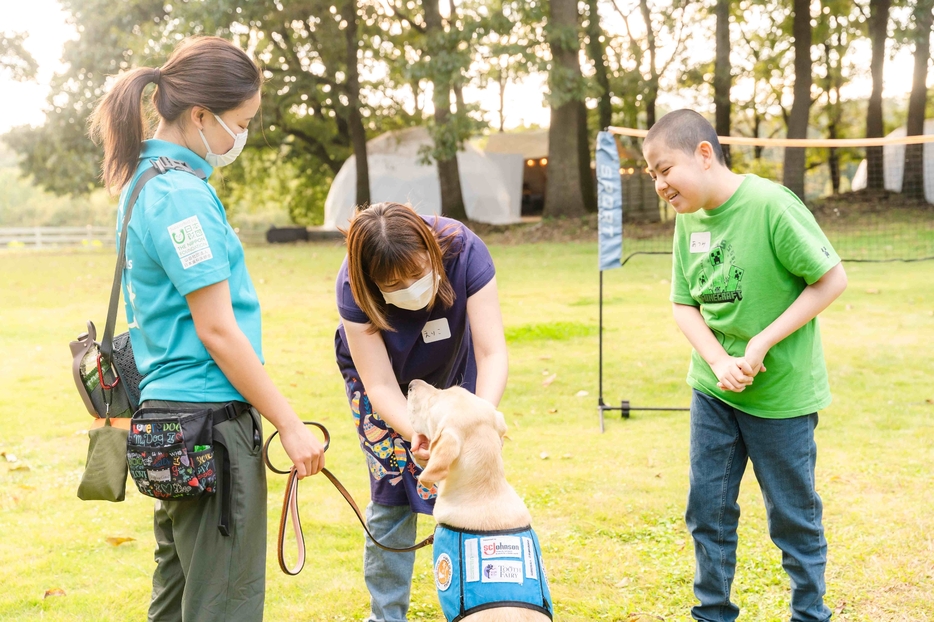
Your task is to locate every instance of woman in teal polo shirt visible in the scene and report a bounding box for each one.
[88,36,325,622]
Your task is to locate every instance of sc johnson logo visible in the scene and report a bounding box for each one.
[480,536,522,559]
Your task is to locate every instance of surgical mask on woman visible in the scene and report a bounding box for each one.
[199,114,247,167]
[380,271,439,311]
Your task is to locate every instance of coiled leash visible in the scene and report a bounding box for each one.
[263,422,435,575]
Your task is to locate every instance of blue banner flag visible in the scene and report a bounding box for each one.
[596,131,623,271]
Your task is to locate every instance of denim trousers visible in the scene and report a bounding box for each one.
[363,502,419,622]
[686,390,832,622]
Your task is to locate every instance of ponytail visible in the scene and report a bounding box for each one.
[88,67,160,193]
[89,36,262,193]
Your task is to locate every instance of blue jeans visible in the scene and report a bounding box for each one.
[364,502,418,622]
[686,390,831,622]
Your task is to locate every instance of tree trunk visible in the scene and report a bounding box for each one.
[585,0,612,130]
[424,0,467,220]
[497,71,506,133]
[902,0,933,202]
[866,0,891,191]
[714,0,732,167]
[544,0,588,218]
[782,0,812,201]
[577,99,597,213]
[341,0,369,207]
[639,0,658,128]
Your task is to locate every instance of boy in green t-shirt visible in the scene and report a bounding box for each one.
[643,110,848,622]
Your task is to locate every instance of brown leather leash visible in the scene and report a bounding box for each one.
[263,421,435,575]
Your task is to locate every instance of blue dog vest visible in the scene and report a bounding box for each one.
[433,524,553,621]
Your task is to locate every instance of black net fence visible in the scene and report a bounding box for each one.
[609,129,934,263]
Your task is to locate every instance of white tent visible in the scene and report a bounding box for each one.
[851,119,934,204]
[323,127,524,230]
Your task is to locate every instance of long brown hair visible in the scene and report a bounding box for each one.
[88,36,262,192]
[345,203,460,332]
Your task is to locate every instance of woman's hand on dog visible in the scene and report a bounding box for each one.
[411,433,431,466]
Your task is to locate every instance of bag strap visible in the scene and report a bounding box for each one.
[100,156,206,362]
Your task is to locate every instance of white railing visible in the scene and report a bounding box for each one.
[0,226,115,249]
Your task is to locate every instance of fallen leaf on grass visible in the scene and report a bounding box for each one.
[10,464,30,472]
[539,452,550,460]
[539,355,552,361]
[926,398,934,405]
[547,408,558,414]
[106,537,136,546]
[542,373,557,387]
[575,390,589,397]
[44,588,66,598]
[614,577,631,588]
[865,288,880,294]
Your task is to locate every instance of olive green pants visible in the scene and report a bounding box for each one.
[143,401,267,622]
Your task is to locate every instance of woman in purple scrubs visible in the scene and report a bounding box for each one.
[334,202,508,622]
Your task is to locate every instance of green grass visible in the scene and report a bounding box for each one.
[0,242,932,621]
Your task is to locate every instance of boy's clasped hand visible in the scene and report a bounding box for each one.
[714,337,770,393]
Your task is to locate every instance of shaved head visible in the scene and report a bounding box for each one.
[644,109,726,166]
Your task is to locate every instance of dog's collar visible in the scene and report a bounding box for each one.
[436,523,533,536]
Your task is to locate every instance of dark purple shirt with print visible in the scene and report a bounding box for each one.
[333,216,496,512]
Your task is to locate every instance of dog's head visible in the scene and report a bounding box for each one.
[407,379,507,487]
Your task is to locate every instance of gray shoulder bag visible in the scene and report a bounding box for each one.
[71,156,206,501]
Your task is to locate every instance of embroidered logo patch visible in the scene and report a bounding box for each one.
[435,553,453,591]
[167,216,213,269]
[523,537,538,580]
[481,560,524,584]
[465,538,480,582]
[480,536,522,559]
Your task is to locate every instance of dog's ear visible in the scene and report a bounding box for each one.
[493,410,507,438]
[417,428,462,485]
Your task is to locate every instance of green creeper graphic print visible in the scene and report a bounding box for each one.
[697,242,745,304]
[669,175,841,419]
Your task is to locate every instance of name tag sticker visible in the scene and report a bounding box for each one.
[690,232,711,254]
[168,216,213,269]
[421,318,451,344]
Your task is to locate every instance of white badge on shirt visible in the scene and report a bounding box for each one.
[690,231,711,254]
[167,216,213,269]
[421,318,451,344]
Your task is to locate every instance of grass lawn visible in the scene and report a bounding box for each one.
[0,240,932,621]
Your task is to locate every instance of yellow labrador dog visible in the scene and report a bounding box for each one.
[407,379,552,621]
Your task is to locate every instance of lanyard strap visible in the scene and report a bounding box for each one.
[263,422,434,576]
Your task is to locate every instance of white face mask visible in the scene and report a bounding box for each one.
[380,271,439,311]
[198,113,247,168]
